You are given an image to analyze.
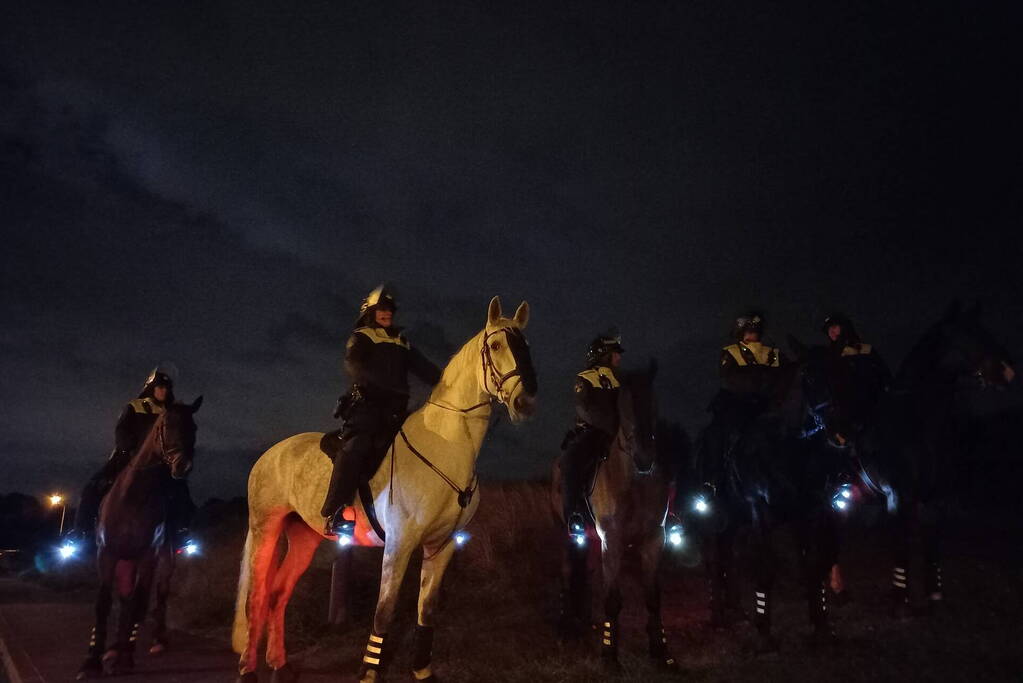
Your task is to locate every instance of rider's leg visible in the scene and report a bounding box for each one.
[321,431,373,534]
[71,450,132,539]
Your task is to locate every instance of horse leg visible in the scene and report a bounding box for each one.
[410,539,457,682]
[237,509,288,680]
[265,518,321,681]
[559,536,588,639]
[921,504,943,608]
[150,543,174,654]
[77,553,115,679]
[750,500,777,654]
[598,525,625,670]
[107,559,138,674]
[640,528,677,670]
[889,501,915,618]
[117,551,157,674]
[358,537,416,683]
[705,523,736,627]
[801,511,837,645]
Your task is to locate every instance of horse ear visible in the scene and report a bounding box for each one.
[487,296,502,326]
[513,301,530,328]
[190,395,204,413]
[648,358,658,379]
[788,334,808,359]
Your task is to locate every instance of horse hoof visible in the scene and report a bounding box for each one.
[655,654,680,671]
[270,662,299,683]
[237,672,259,683]
[76,656,103,679]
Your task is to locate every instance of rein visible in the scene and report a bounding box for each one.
[481,327,523,405]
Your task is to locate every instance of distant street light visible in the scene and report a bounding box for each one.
[49,493,67,536]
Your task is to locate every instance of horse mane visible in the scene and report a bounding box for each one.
[436,328,485,390]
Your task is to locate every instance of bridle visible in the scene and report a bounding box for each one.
[480,327,525,405]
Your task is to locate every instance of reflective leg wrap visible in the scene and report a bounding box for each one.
[411,625,434,675]
[809,581,828,628]
[129,622,140,646]
[600,619,618,661]
[754,589,771,635]
[927,562,943,600]
[646,619,673,663]
[88,626,102,657]
[357,632,387,679]
[892,566,909,603]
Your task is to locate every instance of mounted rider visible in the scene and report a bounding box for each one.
[702,313,787,466]
[821,312,892,437]
[561,329,624,538]
[69,369,195,550]
[320,285,442,539]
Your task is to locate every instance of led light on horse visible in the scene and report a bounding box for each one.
[58,541,77,560]
[668,527,684,548]
[183,541,200,556]
[831,483,853,511]
[337,534,353,547]
[693,496,710,514]
[571,532,587,548]
[453,531,470,547]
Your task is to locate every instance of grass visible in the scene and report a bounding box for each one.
[159,484,1023,681]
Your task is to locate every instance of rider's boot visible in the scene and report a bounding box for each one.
[567,511,587,547]
[325,505,357,541]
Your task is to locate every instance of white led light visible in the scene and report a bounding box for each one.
[58,543,77,560]
[693,498,709,514]
[572,534,587,548]
[184,542,199,556]
[668,530,684,547]
[337,535,353,547]
[454,531,470,547]
[834,499,848,510]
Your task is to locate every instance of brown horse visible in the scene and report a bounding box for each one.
[554,361,678,670]
[77,398,202,679]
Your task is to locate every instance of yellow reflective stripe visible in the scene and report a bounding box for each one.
[367,645,382,654]
[841,343,872,356]
[129,398,165,414]
[577,367,620,388]
[363,656,381,665]
[723,343,779,367]
[355,327,410,349]
[602,639,612,645]
[413,667,433,681]
[369,634,384,644]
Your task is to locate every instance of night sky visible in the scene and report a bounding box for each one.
[2,2,1020,503]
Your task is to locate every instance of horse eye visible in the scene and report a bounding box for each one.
[491,342,501,350]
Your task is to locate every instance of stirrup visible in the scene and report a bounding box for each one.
[567,512,587,548]
[326,506,357,544]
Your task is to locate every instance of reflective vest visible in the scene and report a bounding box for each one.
[840,343,873,357]
[354,326,411,349]
[722,342,780,368]
[128,397,166,415]
[577,366,621,390]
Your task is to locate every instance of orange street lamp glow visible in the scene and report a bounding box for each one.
[49,494,64,506]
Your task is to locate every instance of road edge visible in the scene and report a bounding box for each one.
[0,606,42,683]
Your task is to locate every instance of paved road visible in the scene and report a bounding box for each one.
[0,577,334,683]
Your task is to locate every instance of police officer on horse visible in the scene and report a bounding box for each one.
[561,330,624,538]
[69,369,195,551]
[320,285,442,538]
[821,312,891,437]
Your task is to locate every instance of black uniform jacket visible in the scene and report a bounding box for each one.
[114,397,165,453]
[719,341,785,397]
[345,325,441,399]
[574,365,621,436]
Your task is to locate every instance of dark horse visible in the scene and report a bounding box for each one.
[691,343,847,651]
[77,398,202,679]
[836,304,1014,615]
[554,362,681,670]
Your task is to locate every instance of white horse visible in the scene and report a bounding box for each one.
[233,297,535,683]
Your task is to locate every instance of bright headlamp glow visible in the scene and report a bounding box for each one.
[453,531,470,547]
[337,535,353,547]
[571,533,587,548]
[693,497,710,514]
[832,483,853,511]
[58,542,77,560]
[834,499,848,510]
[183,541,200,556]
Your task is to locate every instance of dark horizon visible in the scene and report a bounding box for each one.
[2,2,1021,503]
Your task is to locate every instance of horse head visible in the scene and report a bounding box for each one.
[617,359,659,474]
[157,396,202,479]
[481,296,536,422]
[931,302,1015,389]
[785,338,843,442]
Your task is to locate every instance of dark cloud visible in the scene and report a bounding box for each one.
[1,1,1021,500]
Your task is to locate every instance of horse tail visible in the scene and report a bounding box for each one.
[232,527,254,654]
